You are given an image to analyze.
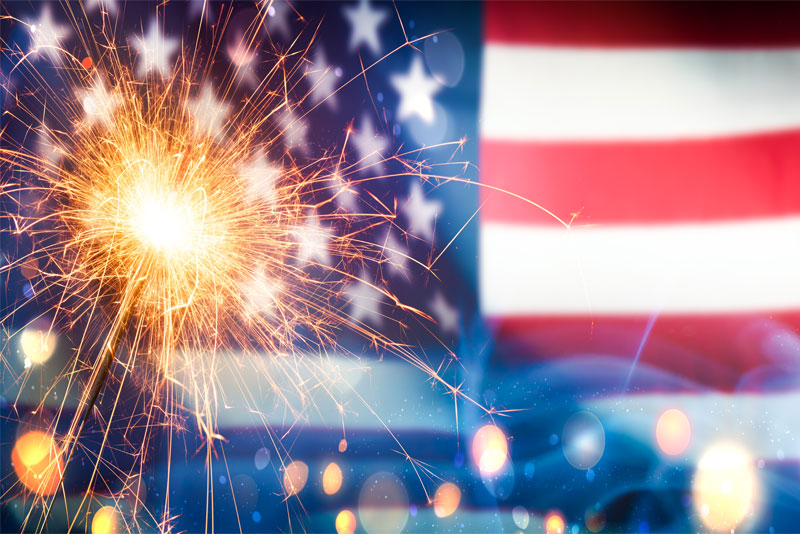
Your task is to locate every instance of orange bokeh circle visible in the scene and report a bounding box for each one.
[12,431,63,495]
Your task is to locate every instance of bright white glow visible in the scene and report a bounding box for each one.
[693,443,758,531]
[133,195,196,255]
[472,425,508,474]
[20,326,57,364]
[482,46,800,141]
[481,217,800,315]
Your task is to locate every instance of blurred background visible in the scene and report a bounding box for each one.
[3,1,800,533]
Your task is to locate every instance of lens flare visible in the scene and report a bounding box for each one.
[335,509,357,534]
[283,461,309,496]
[693,442,758,532]
[472,424,508,474]
[11,431,63,496]
[91,506,118,534]
[323,462,343,495]
[562,411,605,470]
[512,506,529,530]
[656,408,691,456]
[545,512,565,534]
[19,326,57,365]
[432,482,461,518]
[358,472,409,534]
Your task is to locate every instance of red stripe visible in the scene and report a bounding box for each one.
[490,313,800,392]
[480,131,800,225]
[485,1,800,48]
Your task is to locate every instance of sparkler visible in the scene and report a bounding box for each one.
[1,2,492,532]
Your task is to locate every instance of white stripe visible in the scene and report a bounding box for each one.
[587,392,800,460]
[480,217,800,315]
[186,353,455,431]
[481,45,800,141]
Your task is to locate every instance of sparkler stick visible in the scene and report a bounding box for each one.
[36,266,145,534]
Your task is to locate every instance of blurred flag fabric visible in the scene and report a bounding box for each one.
[482,0,800,390]
[480,2,800,533]
[4,2,800,534]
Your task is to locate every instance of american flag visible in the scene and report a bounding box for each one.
[2,1,800,533]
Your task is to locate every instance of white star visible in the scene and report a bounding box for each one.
[240,149,281,204]
[402,182,442,241]
[391,56,442,124]
[28,6,70,64]
[305,47,339,111]
[350,115,388,175]
[262,0,293,40]
[227,33,260,88]
[329,172,358,212]
[430,291,459,335]
[382,230,409,277]
[130,21,179,78]
[78,76,121,129]
[85,0,118,14]
[188,84,232,141]
[342,0,388,56]
[279,109,309,153]
[293,212,332,266]
[344,274,385,325]
[242,270,279,317]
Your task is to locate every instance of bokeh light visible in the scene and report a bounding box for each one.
[91,506,118,534]
[283,460,309,496]
[472,424,508,474]
[424,32,465,88]
[11,430,63,495]
[512,505,530,529]
[562,411,605,470]
[126,475,147,512]
[693,442,758,531]
[254,447,270,470]
[480,460,515,501]
[232,474,258,512]
[358,472,409,534]
[335,509,357,534]
[585,506,606,533]
[656,408,691,456]
[545,512,566,534]
[323,462,343,495]
[19,325,57,365]
[433,482,461,518]
[19,256,39,279]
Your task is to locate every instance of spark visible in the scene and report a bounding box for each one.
[0,2,488,533]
